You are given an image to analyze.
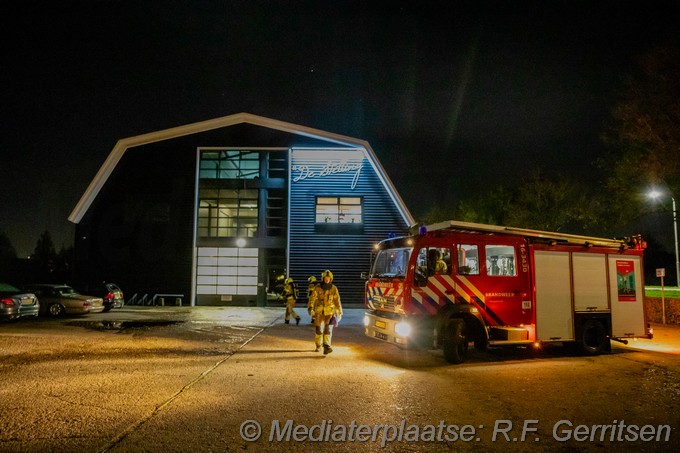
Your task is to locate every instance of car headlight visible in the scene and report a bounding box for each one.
[395,321,412,337]
[363,315,370,327]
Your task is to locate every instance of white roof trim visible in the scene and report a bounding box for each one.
[68,112,415,226]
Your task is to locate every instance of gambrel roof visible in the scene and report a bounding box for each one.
[68,112,414,225]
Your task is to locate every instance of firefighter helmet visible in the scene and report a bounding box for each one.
[285,278,293,285]
[307,276,317,283]
[321,270,333,281]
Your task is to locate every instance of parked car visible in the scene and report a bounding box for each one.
[22,284,104,317]
[75,282,124,312]
[0,282,40,321]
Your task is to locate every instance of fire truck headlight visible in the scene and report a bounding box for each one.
[395,321,412,337]
[363,315,370,327]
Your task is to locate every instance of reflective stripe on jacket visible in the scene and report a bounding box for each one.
[309,284,342,317]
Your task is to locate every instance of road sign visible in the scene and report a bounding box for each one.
[656,268,666,277]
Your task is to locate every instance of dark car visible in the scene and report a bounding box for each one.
[76,282,124,312]
[0,282,40,321]
[23,284,105,317]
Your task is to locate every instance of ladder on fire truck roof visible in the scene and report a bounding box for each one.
[424,220,631,249]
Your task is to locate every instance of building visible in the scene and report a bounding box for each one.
[69,113,414,306]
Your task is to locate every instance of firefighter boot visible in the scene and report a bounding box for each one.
[315,334,322,352]
[323,334,333,355]
[295,317,301,325]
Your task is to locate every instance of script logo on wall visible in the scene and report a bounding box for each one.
[291,149,364,190]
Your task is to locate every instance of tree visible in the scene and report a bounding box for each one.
[423,173,597,233]
[0,231,17,276]
[468,173,597,232]
[503,173,599,232]
[32,230,57,278]
[600,42,680,226]
[54,245,75,281]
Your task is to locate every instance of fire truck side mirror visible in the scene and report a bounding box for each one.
[414,270,428,287]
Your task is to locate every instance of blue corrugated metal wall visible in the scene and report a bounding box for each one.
[289,149,410,305]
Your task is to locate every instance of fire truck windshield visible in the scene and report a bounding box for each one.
[371,247,412,278]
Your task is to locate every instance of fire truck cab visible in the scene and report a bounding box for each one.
[363,220,652,364]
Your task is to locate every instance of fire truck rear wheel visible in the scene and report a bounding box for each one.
[443,318,468,364]
[578,319,608,355]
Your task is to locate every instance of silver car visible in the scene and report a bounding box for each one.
[0,282,40,320]
[23,284,104,317]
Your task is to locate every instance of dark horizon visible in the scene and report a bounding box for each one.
[1,0,679,257]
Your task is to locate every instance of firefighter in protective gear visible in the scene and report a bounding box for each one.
[308,270,342,354]
[427,249,448,275]
[281,278,301,325]
[306,276,318,324]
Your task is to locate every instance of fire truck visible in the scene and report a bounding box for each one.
[363,220,652,364]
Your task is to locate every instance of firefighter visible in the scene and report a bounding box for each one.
[281,277,301,325]
[428,249,448,275]
[306,276,318,324]
[308,270,343,354]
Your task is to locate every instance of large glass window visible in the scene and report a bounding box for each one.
[315,197,362,223]
[199,150,260,179]
[198,189,258,237]
[371,247,412,277]
[416,247,451,277]
[485,245,517,276]
[457,244,480,275]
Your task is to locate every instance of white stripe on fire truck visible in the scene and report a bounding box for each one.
[367,285,403,301]
[411,278,455,310]
[420,286,454,305]
[455,275,486,303]
[428,276,456,304]
[452,276,505,326]
[411,292,431,312]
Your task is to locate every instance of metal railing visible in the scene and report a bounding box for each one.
[126,293,185,306]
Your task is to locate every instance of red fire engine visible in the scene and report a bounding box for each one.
[363,220,652,364]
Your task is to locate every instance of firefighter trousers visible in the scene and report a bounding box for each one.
[285,297,299,322]
[314,314,334,347]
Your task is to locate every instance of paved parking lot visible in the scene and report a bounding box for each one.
[1,307,679,452]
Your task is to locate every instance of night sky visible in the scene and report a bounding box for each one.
[1,0,678,257]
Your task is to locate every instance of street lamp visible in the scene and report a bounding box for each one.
[649,190,680,287]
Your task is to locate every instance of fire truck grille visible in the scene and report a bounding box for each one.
[372,294,396,311]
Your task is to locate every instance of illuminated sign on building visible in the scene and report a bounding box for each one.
[291,149,364,190]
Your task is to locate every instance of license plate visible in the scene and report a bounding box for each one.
[374,320,386,329]
[375,332,388,340]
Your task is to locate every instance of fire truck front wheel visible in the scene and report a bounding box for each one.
[443,319,468,364]
[578,319,608,355]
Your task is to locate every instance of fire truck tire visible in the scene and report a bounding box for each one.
[578,319,608,355]
[443,319,468,364]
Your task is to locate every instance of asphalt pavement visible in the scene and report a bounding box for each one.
[1,306,678,452]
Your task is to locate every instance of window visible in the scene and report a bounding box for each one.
[198,189,258,237]
[199,150,260,179]
[485,245,517,276]
[195,247,258,295]
[371,247,413,277]
[315,197,362,223]
[457,244,479,275]
[416,247,451,276]
[265,189,286,237]
[268,152,287,179]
